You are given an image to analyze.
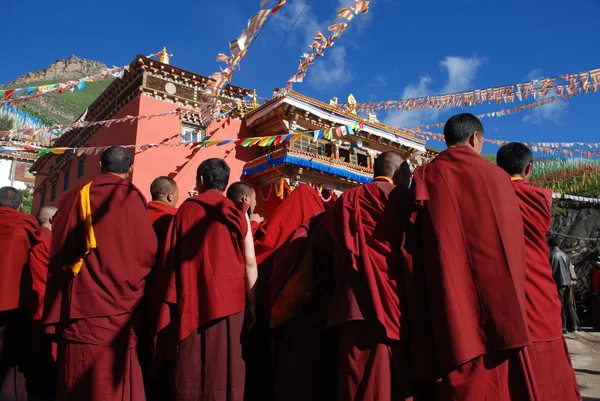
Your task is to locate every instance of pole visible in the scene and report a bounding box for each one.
[9,155,16,187]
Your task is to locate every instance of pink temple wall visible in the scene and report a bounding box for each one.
[32,99,142,214]
[132,96,253,206]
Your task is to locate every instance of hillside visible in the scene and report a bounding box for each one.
[2,55,113,125]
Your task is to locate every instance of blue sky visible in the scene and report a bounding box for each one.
[3,0,600,154]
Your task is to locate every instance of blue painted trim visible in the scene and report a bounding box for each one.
[243,154,372,184]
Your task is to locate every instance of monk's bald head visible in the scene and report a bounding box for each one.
[373,152,412,188]
[101,146,133,178]
[227,182,257,214]
[37,206,57,229]
[150,176,179,207]
[0,186,23,210]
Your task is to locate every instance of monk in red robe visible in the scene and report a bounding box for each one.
[143,176,179,401]
[321,151,413,401]
[26,206,58,401]
[43,146,158,401]
[226,181,264,235]
[402,113,536,400]
[245,184,325,401]
[0,187,40,401]
[497,142,581,400]
[154,158,257,401]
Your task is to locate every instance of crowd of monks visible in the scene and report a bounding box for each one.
[0,112,582,401]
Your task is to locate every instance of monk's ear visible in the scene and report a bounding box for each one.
[18,204,23,213]
[524,161,533,178]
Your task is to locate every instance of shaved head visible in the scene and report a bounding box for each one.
[37,206,57,228]
[150,176,179,207]
[226,181,257,214]
[0,186,23,210]
[373,151,405,178]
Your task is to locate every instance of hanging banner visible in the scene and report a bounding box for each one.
[201,0,285,124]
[276,0,371,96]
[344,67,600,113]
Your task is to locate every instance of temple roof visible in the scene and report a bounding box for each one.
[245,91,426,152]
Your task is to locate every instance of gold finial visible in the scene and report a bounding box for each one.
[347,94,358,114]
[251,89,259,108]
[159,47,173,65]
[329,97,338,106]
[368,112,379,123]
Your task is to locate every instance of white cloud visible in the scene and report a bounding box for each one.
[374,75,388,87]
[521,68,568,125]
[440,56,483,93]
[383,56,484,128]
[522,100,568,125]
[273,0,320,46]
[307,46,352,89]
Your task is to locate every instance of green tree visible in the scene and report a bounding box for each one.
[0,115,13,131]
[20,189,32,215]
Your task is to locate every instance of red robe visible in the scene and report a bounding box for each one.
[0,207,40,401]
[270,212,336,401]
[511,179,580,400]
[403,146,534,399]
[324,181,411,401]
[247,184,325,401]
[43,173,157,401]
[29,226,51,321]
[155,190,248,401]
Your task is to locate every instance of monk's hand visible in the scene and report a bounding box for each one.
[249,213,264,223]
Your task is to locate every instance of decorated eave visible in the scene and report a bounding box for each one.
[30,54,252,175]
[243,145,374,187]
[245,91,427,153]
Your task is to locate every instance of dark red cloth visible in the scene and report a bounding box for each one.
[43,173,157,334]
[404,146,530,379]
[526,338,580,401]
[56,340,145,401]
[0,207,40,313]
[593,266,600,293]
[148,201,177,237]
[155,190,248,343]
[511,180,563,342]
[254,184,325,265]
[170,311,245,401]
[324,181,405,341]
[29,226,51,321]
[428,348,538,401]
[337,321,410,401]
[0,310,28,401]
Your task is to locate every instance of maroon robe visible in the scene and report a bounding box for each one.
[26,226,58,400]
[0,207,40,401]
[154,190,248,401]
[324,181,411,401]
[511,179,580,400]
[403,146,536,400]
[247,185,325,401]
[43,173,157,401]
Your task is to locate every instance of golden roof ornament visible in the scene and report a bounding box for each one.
[347,94,358,114]
[159,47,173,65]
[368,112,379,123]
[329,97,338,106]
[250,89,259,109]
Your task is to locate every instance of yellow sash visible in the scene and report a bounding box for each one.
[510,176,524,182]
[63,182,97,276]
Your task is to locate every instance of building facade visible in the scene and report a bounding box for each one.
[30,53,430,217]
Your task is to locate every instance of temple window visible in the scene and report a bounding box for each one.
[181,123,205,144]
[63,171,70,191]
[357,152,369,167]
[40,192,45,207]
[77,157,86,178]
[339,148,350,162]
[51,184,57,201]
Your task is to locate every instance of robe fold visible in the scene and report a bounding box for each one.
[324,181,411,401]
[144,201,178,401]
[154,190,248,401]
[403,146,533,397]
[0,207,40,401]
[245,185,325,401]
[43,173,157,401]
[269,212,337,401]
[511,179,580,401]
[26,226,58,400]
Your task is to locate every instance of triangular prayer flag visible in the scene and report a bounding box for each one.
[0,90,5,99]
[273,136,283,146]
[241,138,253,147]
[258,137,271,146]
[27,87,36,95]
[4,90,15,100]
[77,82,86,91]
[272,0,286,13]
[260,0,270,9]
[250,138,262,146]
[334,126,343,137]
[265,136,277,146]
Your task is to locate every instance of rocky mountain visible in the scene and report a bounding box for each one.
[2,56,113,125]
[6,55,107,86]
